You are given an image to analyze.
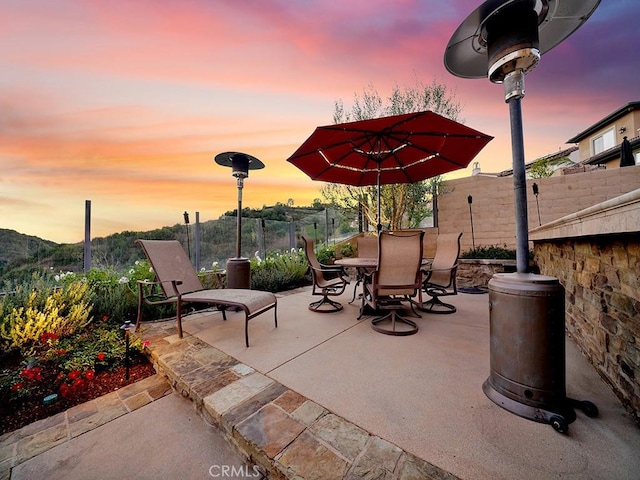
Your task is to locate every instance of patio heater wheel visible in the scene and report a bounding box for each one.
[550,416,568,434]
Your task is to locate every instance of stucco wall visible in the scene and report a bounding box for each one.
[437,165,640,254]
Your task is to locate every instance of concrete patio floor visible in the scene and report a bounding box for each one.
[9,285,636,479]
[178,286,640,480]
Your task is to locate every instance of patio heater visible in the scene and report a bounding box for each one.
[214,152,265,289]
[445,0,599,432]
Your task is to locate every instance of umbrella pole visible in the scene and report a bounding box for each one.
[377,170,382,234]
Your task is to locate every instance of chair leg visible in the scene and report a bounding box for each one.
[420,295,457,314]
[309,295,343,313]
[176,298,184,338]
[371,309,419,336]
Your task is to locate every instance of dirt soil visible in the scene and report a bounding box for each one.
[0,361,156,436]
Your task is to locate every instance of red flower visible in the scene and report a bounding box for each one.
[56,349,67,355]
[85,370,95,381]
[68,370,81,380]
[41,332,59,343]
[57,372,65,381]
[12,382,24,391]
[72,378,86,391]
[96,353,106,362]
[59,383,70,398]
[20,367,42,381]
[102,315,109,321]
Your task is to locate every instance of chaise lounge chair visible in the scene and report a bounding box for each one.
[135,239,277,346]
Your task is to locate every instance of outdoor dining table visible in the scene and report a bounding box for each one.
[335,256,432,309]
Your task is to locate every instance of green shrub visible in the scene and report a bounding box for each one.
[340,243,354,258]
[250,249,310,292]
[460,245,533,260]
[316,245,336,264]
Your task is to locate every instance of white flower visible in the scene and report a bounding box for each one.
[200,267,206,272]
[135,260,140,265]
[129,269,135,274]
[118,276,129,284]
[55,275,60,282]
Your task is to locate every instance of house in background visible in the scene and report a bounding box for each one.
[485,145,579,178]
[567,101,640,169]
[476,101,640,178]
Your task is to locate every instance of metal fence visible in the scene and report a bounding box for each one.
[189,208,359,271]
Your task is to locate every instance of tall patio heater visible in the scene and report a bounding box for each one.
[444,0,599,433]
[214,152,265,289]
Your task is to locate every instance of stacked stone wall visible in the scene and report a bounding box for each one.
[534,235,640,420]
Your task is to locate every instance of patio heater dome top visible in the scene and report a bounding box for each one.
[444,0,601,82]
[214,151,264,179]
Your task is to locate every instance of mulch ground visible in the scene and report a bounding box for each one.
[0,361,156,436]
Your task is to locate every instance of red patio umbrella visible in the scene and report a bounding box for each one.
[287,110,493,231]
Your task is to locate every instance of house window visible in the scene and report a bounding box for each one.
[591,128,615,155]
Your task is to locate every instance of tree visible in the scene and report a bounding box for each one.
[324,77,462,230]
[528,158,554,179]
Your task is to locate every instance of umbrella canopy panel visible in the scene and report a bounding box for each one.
[287,111,493,187]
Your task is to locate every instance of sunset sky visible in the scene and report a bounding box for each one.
[2,0,638,243]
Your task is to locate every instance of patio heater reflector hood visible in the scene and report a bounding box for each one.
[445,0,601,79]
[445,0,601,100]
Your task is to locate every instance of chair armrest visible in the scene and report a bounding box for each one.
[310,264,350,280]
[422,262,458,275]
[137,279,183,303]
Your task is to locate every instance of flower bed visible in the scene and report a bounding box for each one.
[0,317,153,436]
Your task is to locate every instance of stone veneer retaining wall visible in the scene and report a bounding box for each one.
[456,259,515,288]
[533,236,639,420]
[530,189,640,421]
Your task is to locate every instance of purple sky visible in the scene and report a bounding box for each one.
[1,0,638,242]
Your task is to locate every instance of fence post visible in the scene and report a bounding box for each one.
[84,200,91,272]
[195,211,201,271]
[257,218,266,259]
[289,222,296,250]
[325,209,329,245]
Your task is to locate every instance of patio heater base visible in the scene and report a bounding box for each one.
[482,380,598,433]
[226,258,251,289]
[485,273,598,433]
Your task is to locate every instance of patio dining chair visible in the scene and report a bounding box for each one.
[420,232,463,314]
[302,236,350,312]
[362,230,424,336]
[135,239,277,347]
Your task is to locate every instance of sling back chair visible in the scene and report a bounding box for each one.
[135,239,277,347]
[302,236,350,312]
[362,230,424,336]
[420,232,462,314]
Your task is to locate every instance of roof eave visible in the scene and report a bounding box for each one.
[566,101,640,144]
